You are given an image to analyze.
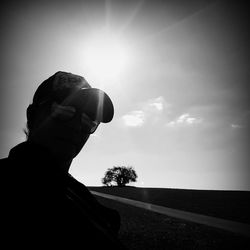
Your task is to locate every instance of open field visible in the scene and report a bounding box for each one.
[88,186,250,249]
[95,195,250,250]
[88,186,250,224]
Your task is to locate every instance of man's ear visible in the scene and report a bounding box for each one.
[26,104,37,130]
[27,104,35,120]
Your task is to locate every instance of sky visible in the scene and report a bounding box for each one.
[0,0,249,190]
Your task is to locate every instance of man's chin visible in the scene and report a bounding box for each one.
[47,141,78,162]
[31,135,85,162]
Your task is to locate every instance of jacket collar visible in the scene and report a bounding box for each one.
[8,141,71,177]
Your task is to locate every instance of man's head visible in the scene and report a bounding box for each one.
[26,71,114,165]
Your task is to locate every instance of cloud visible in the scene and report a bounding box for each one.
[121,96,169,127]
[121,97,205,130]
[122,110,145,127]
[147,96,165,111]
[231,110,250,129]
[166,113,203,127]
[231,124,244,129]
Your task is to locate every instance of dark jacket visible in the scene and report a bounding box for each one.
[1,142,125,249]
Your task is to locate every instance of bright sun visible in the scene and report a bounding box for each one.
[83,31,129,83]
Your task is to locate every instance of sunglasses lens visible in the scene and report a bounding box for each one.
[89,121,99,134]
[81,113,100,134]
[51,103,75,120]
[51,103,100,134]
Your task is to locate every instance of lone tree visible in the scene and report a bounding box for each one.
[102,166,137,187]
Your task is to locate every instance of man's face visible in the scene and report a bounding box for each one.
[29,102,95,163]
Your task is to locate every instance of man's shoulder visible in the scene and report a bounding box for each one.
[0,158,10,176]
[67,173,87,189]
[66,174,94,198]
[0,157,8,163]
[0,157,9,167]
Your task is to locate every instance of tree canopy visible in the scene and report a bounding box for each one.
[102,166,137,187]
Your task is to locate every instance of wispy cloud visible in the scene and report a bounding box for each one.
[121,97,205,130]
[121,96,169,127]
[147,96,165,111]
[122,110,145,127]
[166,113,203,127]
[231,110,250,129]
[231,124,244,129]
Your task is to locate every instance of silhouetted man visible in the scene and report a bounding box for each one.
[1,71,125,249]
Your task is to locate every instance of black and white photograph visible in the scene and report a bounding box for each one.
[0,0,249,249]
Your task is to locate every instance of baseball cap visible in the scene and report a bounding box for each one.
[32,71,114,123]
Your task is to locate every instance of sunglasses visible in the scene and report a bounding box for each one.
[51,102,100,134]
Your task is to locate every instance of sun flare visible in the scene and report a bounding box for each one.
[82,31,129,83]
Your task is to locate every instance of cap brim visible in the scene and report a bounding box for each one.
[63,88,114,123]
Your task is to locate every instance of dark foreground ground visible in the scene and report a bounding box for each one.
[88,186,250,224]
[88,186,250,250]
